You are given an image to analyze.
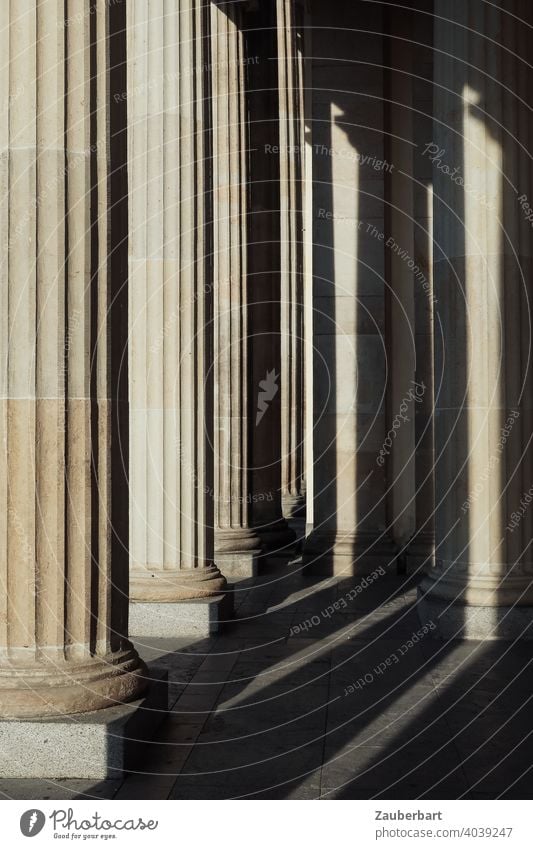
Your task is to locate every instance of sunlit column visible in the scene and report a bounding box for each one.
[128,0,226,602]
[0,0,146,718]
[303,2,395,575]
[419,0,533,636]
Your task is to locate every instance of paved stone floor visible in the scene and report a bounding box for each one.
[2,559,533,800]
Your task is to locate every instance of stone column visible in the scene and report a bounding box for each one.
[247,0,296,556]
[385,5,417,557]
[303,0,395,575]
[302,1,314,536]
[406,1,435,570]
[277,0,306,523]
[128,0,228,632]
[212,1,262,578]
[384,3,434,573]
[419,0,533,637]
[0,0,145,719]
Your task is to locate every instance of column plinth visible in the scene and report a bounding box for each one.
[304,530,397,576]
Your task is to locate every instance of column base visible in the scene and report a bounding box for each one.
[130,593,234,637]
[282,492,306,520]
[215,528,262,577]
[0,669,168,778]
[254,517,296,555]
[0,646,147,719]
[303,529,397,576]
[417,589,533,640]
[130,564,226,601]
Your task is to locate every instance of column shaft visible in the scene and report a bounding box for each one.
[128,0,225,601]
[212,1,261,577]
[0,0,145,718]
[385,5,417,553]
[420,0,533,636]
[406,2,435,570]
[303,1,395,575]
[277,0,306,521]
[246,0,296,554]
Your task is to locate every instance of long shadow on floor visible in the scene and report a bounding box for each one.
[2,561,530,800]
[113,562,533,800]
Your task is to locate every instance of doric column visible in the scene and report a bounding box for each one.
[383,3,434,573]
[246,0,296,555]
[277,0,306,522]
[419,0,533,637]
[406,2,435,570]
[385,4,417,556]
[0,0,145,718]
[128,0,226,605]
[212,1,262,578]
[303,2,395,575]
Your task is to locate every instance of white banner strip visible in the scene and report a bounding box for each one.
[2,800,530,848]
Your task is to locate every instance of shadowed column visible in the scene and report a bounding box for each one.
[384,4,417,559]
[277,0,307,523]
[246,0,296,557]
[212,0,262,578]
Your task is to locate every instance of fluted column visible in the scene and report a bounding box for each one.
[419,0,533,637]
[212,2,262,578]
[277,0,306,522]
[247,0,296,555]
[384,4,434,573]
[385,4,417,555]
[128,0,226,602]
[0,0,145,718]
[405,2,435,571]
[303,2,395,575]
